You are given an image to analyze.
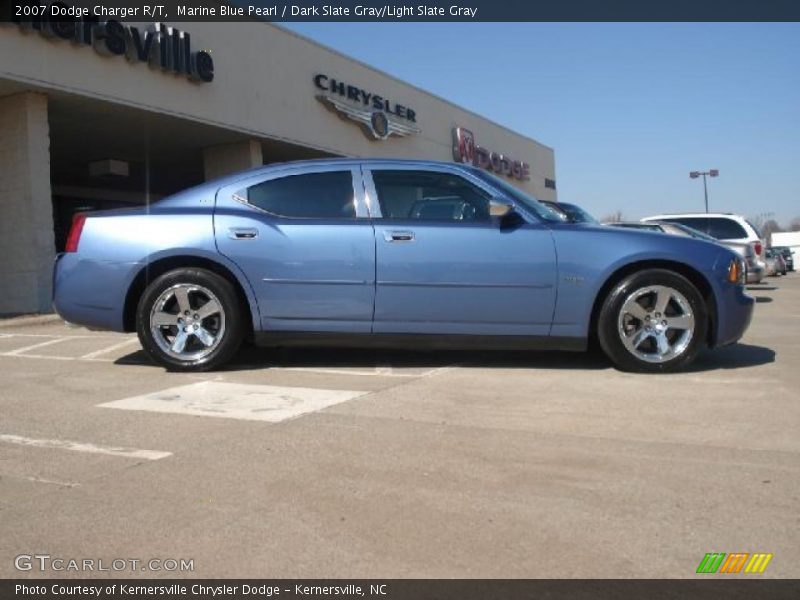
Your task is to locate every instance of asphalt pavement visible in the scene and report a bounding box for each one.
[1,274,797,578]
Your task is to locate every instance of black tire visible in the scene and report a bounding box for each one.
[597,269,708,373]
[136,268,245,371]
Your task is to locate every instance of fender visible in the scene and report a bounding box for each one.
[123,247,262,334]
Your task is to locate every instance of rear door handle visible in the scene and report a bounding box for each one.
[384,230,415,243]
[229,227,258,240]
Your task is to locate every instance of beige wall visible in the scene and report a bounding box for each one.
[0,22,556,200]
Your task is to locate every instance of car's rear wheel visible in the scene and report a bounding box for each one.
[136,268,244,371]
[597,269,708,373]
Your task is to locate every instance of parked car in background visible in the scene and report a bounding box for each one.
[53,159,753,374]
[771,232,800,257]
[610,221,764,284]
[772,246,794,272]
[540,200,599,224]
[762,249,779,277]
[765,248,787,276]
[642,213,766,268]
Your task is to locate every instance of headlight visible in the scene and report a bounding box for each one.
[727,257,745,284]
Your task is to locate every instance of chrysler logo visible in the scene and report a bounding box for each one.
[314,74,420,140]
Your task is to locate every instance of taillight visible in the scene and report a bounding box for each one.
[754,241,763,256]
[64,213,87,253]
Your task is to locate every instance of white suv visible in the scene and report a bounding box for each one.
[642,212,766,264]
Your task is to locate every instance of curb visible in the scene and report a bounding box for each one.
[0,313,64,329]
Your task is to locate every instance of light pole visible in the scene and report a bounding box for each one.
[689,169,719,213]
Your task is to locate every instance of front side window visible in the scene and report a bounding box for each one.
[371,170,491,222]
[236,171,355,219]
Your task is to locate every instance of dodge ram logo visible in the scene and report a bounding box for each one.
[452,127,530,181]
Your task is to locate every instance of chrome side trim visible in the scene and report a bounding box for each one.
[262,278,370,285]
[377,281,554,289]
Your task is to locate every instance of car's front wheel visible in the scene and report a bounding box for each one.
[597,269,708,373]
[136,268,245,371]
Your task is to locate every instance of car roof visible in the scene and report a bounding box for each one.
[643,213,745,220]
[201,157,481,189]
[613,221,661,226]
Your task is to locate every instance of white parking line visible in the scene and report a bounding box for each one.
[277,365,457,378]
[0,434,172,461]
[80,338,139,359]
[4,337,73,356]
[0,335,457,378]
[19,476,81,488]
[0,353,112,362]
[0,333,118,339]
[278,366,420,378]
[419,365,458,378]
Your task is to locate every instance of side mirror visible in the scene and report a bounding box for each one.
[489,199,514,218]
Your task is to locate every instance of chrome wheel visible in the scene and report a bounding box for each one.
[149,283,226,362]
[617,285,695,364]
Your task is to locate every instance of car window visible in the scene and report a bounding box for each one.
[666,217,710,233]
[668,222,718,241]
[745,220,763,239]
[235,171,355,219]
[560,203,598,224]
[705,218,748,240]
[470,169,563,222]
[371,170,491,222]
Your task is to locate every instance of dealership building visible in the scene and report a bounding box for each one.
[0,16,556,315]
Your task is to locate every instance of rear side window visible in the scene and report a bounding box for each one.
[705,218,748,240]
[371,170,491,222]
[745,220,763,238]
[236,171,355,219]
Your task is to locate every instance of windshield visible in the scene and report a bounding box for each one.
[470,169,564,223]
[559,203,598,224]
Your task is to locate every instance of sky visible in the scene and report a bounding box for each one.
[282,23,800,226]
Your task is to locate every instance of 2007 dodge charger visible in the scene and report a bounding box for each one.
[53,159,753,372]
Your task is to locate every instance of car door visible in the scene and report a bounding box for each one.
[364,165,557,336]
[214,165,376,333]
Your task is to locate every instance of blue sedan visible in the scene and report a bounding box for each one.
[53,159,753,373]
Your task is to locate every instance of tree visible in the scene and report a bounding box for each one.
[761,219,782,244]
[602,210,625,223]
[790,217,800,232]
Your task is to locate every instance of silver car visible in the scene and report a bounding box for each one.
[611,221,764,283]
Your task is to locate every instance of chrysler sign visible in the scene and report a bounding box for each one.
[314,73,420,140]
[452,127,530,181]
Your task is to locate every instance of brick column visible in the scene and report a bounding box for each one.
[202,139,263,181]
[0,92,54,315]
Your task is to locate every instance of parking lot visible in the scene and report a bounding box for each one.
[1,274,798,579]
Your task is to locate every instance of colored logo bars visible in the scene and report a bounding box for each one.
[696,552,773,574]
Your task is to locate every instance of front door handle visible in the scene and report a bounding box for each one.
[229,227,259,240]
[384,230,415,243]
